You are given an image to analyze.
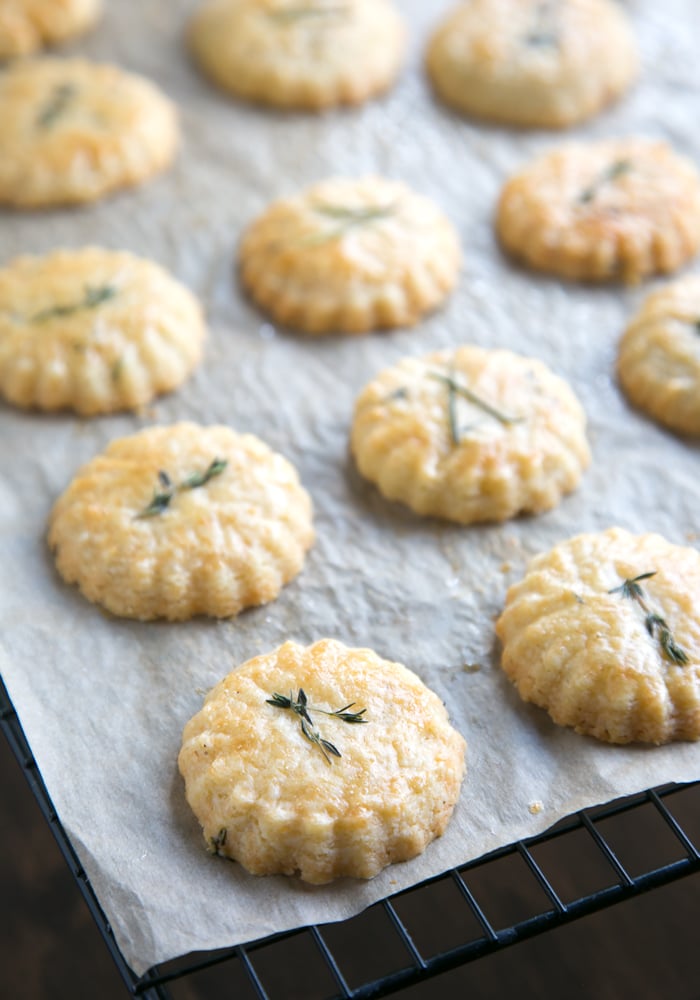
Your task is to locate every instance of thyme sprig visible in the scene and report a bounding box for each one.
[427,370,523,446]
[32,284,117,324]
[386,386,409,403]
[578,160,633,205]
[524,0,561,47]
[136,459,228,519]
[111,356,124,384]
[302,202,397,246]
[268,4,350,24]
[37,82,77,129]
[210,828,228,857]
[267,688,367,764]
[609,571,689,666]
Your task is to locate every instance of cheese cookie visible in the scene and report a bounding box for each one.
[618,276,700,436]
[189,0,405,111]
[0,248,205,415]
[0,0,101,59]
[351,346,590,524]
[178,638,466,883]
[0,57,178,207]
[426,0,637,129]
[239,177,461,334]
[496,528,700,744]
[497,139,700,284]
[48,423,314,621]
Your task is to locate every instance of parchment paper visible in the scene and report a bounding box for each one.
[1,0,700,977]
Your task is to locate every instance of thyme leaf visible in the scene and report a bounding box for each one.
[609,571,689,666]
[302,202,397,246]
[268,4,350,24]
[524,0,560,47]
[314,203,396,224]
[578,160,633,205]
[210,828,228,856]
[135,459,228,519]
[111,356,124,384]
[37,82,77,129]
[315,702,368,724]
[608,570,657,601]
[181,458,229,490]
[427,370,523,446]
[32,284,117,324]
[266,687,368,764]
[137,471,175,518]
[447,374,461,446]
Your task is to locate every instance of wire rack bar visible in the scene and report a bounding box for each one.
[381,899,427,971]
[648,788,700,861]
[578,810,634,887]
[515,842,567,915]
[310,926,353,1000]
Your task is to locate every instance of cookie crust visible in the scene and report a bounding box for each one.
[178,638,466,884]
[0,0,101,58]
[496,528,700,744]
[0,57,178,208]
[618,276,700,436]
[189,0,406,110]
[497,139,700,284]
[239,177,461,335]
[351,346,590,524]
[426,0,637,129]
[48,423,314,621]
[0,248,205,415]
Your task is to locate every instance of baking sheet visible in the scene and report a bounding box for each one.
[1,0,700,977]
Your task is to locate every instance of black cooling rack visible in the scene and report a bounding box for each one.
[2,674,699,1000]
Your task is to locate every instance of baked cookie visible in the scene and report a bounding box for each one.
[0,248,205,415]
[497,139,700,283]
[618,276,700,436]
[0,57,178,207]
[0,0,101,59]
[351,346,590,524]
[496,528,700,745]
[426,0,637,129]
[48,423,314,620]
[239,177,461,335]
[189,0,405,111]
[178,638,466,883]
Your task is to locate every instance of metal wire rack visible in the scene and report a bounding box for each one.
[2,673,699,1000]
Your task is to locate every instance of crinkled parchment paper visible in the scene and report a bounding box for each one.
[1,0,700,976]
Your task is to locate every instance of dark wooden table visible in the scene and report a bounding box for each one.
[2,728,699,1000]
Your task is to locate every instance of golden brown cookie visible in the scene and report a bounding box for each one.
[496,528,700,744]
[426,0,637,129]
[189,0,406,110]
[497,139,700,284]
[0,248,205,415]
[48,423,314,621]
[0,0,101,59]
[618,276,700,436]
[239,177,461,335]
[351,345,590,524]
[178,638,466,883]
[0,57,178,207]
